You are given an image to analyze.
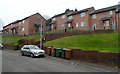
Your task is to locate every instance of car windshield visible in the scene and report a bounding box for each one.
[30,45,40,50]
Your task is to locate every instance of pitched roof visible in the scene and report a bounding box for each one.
[91,5,118,14]
[3,13,46,28]
[68,7,94,16]
[52,9,74,18]
[100,16,112,21]
[116,5,120,12]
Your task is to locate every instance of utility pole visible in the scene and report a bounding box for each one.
[40,19,42,48]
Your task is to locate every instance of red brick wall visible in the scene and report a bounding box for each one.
[28,13,46,35]
[56,15,67,30]
[18,19,29,35]
[90,10,116,30]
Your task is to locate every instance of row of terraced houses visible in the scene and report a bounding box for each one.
[3,4,120,35]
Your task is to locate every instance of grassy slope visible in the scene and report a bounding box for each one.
[44,32,119,53]
[2,35,40,45]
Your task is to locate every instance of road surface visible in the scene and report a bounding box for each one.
[2,50,119,72]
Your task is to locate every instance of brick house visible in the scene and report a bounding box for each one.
[90,5,120,31]
[49,5,120,32]
[67,7,94,31]
[50,7,95,31]
[50,9,74,31]
[3,13,46,35]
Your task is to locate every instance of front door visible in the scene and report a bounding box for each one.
[104,20,110,29]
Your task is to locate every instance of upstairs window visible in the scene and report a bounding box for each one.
[92,14,96,19]
[68,16,73,20]
[80,12,86,17]
[62,15,65,19]
[19,22,21,25]
[109,11,113,15]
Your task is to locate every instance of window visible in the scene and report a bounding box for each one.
[68,23,71,27]
[80,22,86,26]
[105,21,109,26]
[19,22,21,25]
[68,16,73,20]
[80,12,86,17]
[109,11,113,15]
[22,20,25,23]
[76,23,79,27]
[22,28,24,31]
[112,21,116,29]
[51,25,53,28]
[62,15,65,19]
[92,24,97,30]
[61,23,65,27]
[92,14,96,19]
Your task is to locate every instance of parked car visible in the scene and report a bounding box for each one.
[0,44,3,50]
[21,45,45,58]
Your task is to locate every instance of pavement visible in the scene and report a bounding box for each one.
[1,49,120,72]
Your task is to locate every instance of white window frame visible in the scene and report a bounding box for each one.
[62,15,65,19]
[68,23,71,27]
[68,16,73,20]
[109,11,113,15]
[76,23,79,27]
[61,23,65,27]
[80,12,86,17]
[92,24,97,30]
[80,22,86,27]
[92,14,96,19]
[22,28,24,31]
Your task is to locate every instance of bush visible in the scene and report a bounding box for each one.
[18,38,36,45]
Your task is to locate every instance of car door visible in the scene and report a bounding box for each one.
[25,47,31,56]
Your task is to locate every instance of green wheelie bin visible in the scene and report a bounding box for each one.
[55,48,62,57]
[61,48,66,58]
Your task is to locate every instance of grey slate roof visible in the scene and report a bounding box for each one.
[91,5,119,14]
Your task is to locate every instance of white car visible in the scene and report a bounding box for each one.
[21,45,45,58]
[0,44,3,50]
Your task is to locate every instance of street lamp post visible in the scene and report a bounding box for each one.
[40,19,42,48]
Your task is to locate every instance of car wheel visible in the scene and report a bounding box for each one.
[30,53,34,58]
[21,52,24,56]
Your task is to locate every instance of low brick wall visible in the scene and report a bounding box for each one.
[72,49,120,68]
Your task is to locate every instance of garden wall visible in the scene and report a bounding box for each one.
[72,49,120,68]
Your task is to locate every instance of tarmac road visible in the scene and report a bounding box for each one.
[2,50,119,72]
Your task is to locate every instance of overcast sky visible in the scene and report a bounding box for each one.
[0,0,120,30]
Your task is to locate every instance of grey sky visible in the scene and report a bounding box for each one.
[0,0,120,30]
